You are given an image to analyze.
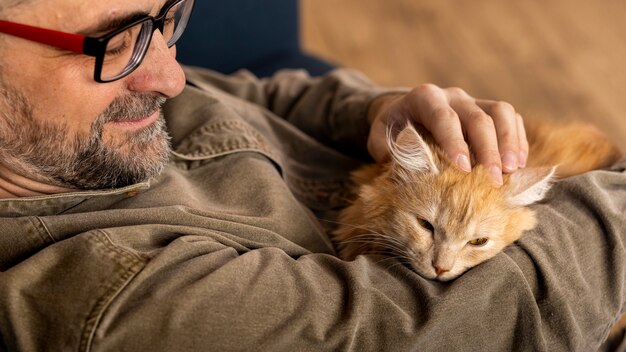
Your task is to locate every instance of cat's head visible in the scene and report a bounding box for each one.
[346,124,555,281]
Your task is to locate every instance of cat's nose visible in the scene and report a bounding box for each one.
[433,264,450,277]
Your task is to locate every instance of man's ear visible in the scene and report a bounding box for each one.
[505,166,557,207]
[387,123,439,175]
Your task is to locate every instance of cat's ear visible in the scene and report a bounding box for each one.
[505,166,556,207]
[387,124,439,175]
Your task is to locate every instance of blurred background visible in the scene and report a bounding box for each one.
[300,0,626,152]
[178,0,626,153]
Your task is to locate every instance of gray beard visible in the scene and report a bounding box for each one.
[0,82,171,190]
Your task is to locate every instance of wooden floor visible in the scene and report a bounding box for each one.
[301,0,626,152]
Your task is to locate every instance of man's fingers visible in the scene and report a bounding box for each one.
[366,84,528,186]
[406,85,472,172]
[516,113,529,167]
[476,100,528,171]
[367,116,392,163]
[476,100,521,174]
[455,102,504,185]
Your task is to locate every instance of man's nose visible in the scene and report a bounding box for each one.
[124,30,186,98]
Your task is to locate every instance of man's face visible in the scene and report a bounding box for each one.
[0,0,186,189]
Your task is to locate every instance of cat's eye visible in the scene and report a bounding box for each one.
[468,238,489,246]
[417,218,434,232]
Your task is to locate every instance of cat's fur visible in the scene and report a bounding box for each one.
[332,118,622,281]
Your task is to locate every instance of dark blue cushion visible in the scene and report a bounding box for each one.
[176,0,335,77]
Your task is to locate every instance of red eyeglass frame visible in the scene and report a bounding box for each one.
[0,0,195,83]
[0,20,96,55]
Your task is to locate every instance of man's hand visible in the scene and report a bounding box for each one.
[367,84,528,185]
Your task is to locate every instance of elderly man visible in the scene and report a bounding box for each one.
[0,0,624,351]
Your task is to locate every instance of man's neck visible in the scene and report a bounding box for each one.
[0,164,75,199]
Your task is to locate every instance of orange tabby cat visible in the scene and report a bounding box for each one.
[332,118,622,282]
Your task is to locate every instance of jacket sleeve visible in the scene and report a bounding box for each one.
[90,162,626,352]
[182,66,406,159]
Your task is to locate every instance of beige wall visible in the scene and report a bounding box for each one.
[301,0,626,152]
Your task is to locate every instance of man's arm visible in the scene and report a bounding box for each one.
[182,66,528,182]
[87,164,625,351]
[183,66,394,159]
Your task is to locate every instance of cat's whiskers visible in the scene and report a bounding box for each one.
[339,234,409,255]
[342,240,406,256]
[319,218,389,237]
[346,235,413,258]
[319,218,410,250]
[339,232,406,247]
[322,218,418,261]
[375,255,413,271]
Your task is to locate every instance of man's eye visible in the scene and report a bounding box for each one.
[105,32,133,56]
[417,218,434,232]
[468,238,489,246]
[106,42,131,56]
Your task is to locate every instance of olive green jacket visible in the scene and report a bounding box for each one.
[0,66,625,352]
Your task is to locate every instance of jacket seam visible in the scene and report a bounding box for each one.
[79,230,148,352]
[32,216,56,244]
[171,119,284,168]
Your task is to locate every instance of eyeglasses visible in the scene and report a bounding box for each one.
[0,0,195,83]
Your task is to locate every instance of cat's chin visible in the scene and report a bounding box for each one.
[433,274,459,282]
[410,265,449,282]
[410,264,463,282]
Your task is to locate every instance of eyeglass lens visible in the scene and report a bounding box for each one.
[101,0,193,81]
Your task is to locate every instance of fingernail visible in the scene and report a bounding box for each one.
[519,151,527,168]
[489,165,503,185]
[456,154,472,173]
[502,152,518,172]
